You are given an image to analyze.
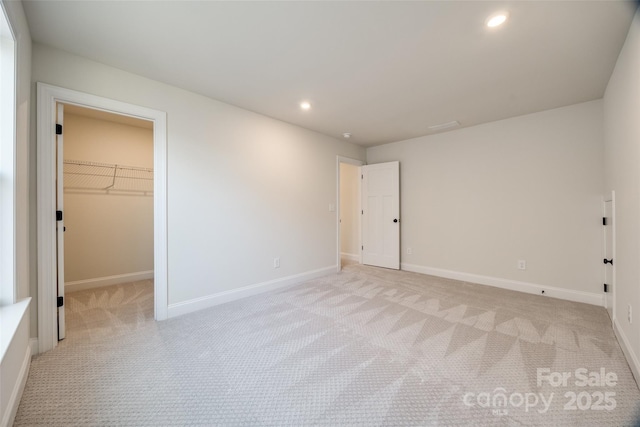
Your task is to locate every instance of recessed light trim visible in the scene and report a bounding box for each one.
[486,12,508,28]
[342,132,352,139]
[300,101,311,111]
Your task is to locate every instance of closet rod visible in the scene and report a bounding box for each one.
[63,159,154,195]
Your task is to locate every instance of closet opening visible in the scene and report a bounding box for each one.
[60,103,155,339]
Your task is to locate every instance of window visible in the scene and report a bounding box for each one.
[0,3,16,306]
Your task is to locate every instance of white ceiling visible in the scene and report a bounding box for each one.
[23,1,636,147]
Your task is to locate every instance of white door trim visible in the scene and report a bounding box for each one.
[336,156,363,272]
[604,191,616,325]
[36,83,168,353]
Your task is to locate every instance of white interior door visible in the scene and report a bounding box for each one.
[56,103,66,340]
[604,198,614,322]
[362,161,400,269]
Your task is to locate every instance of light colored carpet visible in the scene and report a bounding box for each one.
[14,266,640,426]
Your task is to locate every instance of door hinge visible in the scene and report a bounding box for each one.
[604,284,609,293]
[56,210,63,221]
[57,296,64,307]
[361,174,363,180]
[362,245,364,250]
[361,210,363,215]
[56,124,62,135]
[603,217,607,226]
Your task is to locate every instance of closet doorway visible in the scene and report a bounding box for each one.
[60,104,155,339]
[337,157,363,271]
[37,83,168,354]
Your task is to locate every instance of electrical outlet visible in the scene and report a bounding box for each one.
[274,258,280,269]
[517,260,526,270]
[329,204,335,212]
[628,305,632,323]
[407,247,413,255]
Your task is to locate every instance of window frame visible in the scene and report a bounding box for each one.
[0,2,16,307]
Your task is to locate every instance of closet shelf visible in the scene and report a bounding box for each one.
[63,160,153,195]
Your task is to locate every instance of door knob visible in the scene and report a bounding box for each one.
[603,258,613,265]
[393,219,398,223]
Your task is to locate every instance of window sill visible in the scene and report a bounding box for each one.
[0,298,31,364]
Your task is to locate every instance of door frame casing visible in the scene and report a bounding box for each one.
[604,191,616,324]
[336,156,363,272]
[36,83,168,353]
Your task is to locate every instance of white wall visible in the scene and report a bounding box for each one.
[31,43,366,317]
[603,9,640,377]
[63,113,153,284]
[339,162,360,258]
[64,113,153,168]
[367,100,604,299]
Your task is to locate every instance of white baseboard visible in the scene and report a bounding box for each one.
[401,263,604,307]
[65,270,154,293]
[29,338,38,356]
[613,319,640,388]
[168,266,336,318]
[1,342,31,427]
[340,252,360,262]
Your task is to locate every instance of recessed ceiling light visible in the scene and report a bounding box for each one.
[300,101,311,111]
[486,12,508,28]
[342,132,352,139]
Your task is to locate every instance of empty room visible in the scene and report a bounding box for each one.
[2,1,640,426]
